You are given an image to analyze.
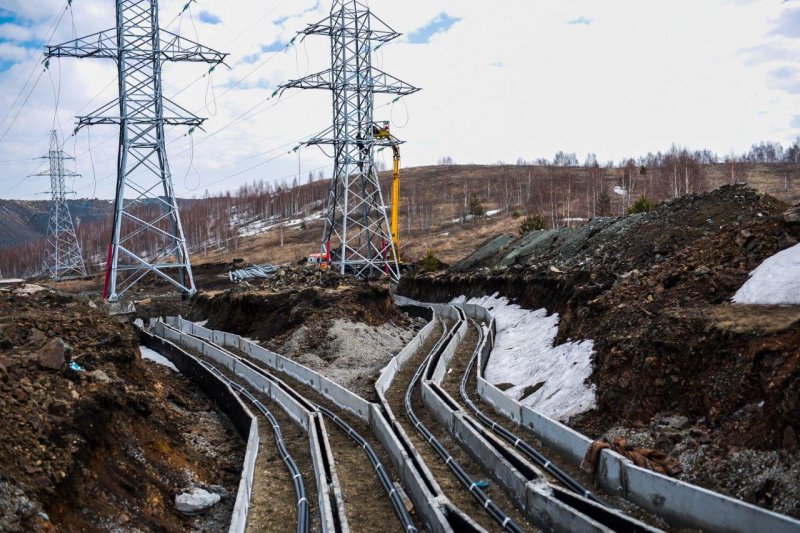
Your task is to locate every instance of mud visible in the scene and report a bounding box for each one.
[0,286,244,531]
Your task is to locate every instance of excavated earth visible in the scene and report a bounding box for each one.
[0,284,244,531]
[398,185,800,517]
[189,267,420,399]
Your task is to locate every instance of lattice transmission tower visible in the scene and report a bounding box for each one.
[281,0,419,280]
[45,1,226,301]
[35,130,87,280]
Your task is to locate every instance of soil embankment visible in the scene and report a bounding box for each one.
[399,185,800,517]
[189,268,420,399]
[0,285,244,531]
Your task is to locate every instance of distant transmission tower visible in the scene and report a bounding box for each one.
[35,131,87,280]
[281,0,419,280]
[45,1,226,301]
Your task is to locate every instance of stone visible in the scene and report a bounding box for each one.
[37,339,67,370]
[88,370,111,384]
[48,400,69,416]
[659,414,690,430]
[175,487,221,515]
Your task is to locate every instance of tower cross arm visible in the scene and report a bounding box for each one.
[159,30,228,64]
[372,69,420,96]
[280,70,333,92]
[45,29,118,60]
[45,29,227,64]
[300,9,401,43]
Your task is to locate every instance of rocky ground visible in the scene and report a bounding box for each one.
[398,185,800,518]
[0,283,244,531]
[188,266,421,400]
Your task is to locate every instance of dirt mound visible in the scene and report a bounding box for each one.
[189,270,419,398]
[0,287,243,531]
[399,185,800,516]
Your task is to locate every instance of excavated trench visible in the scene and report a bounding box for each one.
[397,185,800,518]
[383,319,534,532]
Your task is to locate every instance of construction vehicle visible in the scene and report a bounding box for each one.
[308,122,402,271]
[374,121,402,263]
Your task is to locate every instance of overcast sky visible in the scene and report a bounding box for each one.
[0,0,797,200]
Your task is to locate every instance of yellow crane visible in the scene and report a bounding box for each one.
[375,122,402,263]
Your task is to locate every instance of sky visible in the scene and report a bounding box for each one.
[0,0,797,200]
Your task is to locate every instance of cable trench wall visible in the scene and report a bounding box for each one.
[439,302,800,533]
[161,316,456,533]
[138,329,259,533]
[418,307,639,533]
[150,320,342,533]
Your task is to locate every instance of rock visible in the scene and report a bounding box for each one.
[694,265,711,275]
[658,414,690,430]
[88,370,111,384]
[48,400,69,416]
[37,338,68,370]
[175,487,221,515]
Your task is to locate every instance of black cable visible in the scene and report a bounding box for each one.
[199,360,310,533]
[404,316,524,533]
[177,329,417,532]
[459,317,606,504]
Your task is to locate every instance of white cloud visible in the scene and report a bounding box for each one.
[0,0,797,201]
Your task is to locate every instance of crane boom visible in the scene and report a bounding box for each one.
[391,144,401,262]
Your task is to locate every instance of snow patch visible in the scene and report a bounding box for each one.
[140,346,179,372]
[613,186,627,196]
[733,243,800,305]
[452,294,596,421]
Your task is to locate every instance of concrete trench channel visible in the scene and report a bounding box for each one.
[138,300,800,533]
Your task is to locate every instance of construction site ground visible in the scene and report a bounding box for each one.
[0,286,244,531]
[8,183,800,528]
[398,185,800,518]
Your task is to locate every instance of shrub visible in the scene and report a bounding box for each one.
[421,249,442,271]
[511,209,521,219]
[596,190,612,216]
[468,193,485,217]
[628,196,655,215]
[518,214,546,235]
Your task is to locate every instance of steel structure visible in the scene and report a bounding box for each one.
[35,130,87,280]
[45,0,226,301]
[281,0,418,280]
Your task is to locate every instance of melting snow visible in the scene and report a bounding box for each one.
[140,346,179,372]
[452,294,596,421]
[733,243,800,305]
[613,186,627,196]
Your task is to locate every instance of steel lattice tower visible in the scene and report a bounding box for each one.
[45,1,226,301]
[281,0,418,280]
[35,130,87,280]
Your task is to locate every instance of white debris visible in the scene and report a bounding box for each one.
[139,346,179,372]
[452,294,596,421]
[175,487,220,515]
[733,243,800,305]
[12,284,46,296]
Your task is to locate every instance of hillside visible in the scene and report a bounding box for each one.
[2,161,798,279]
